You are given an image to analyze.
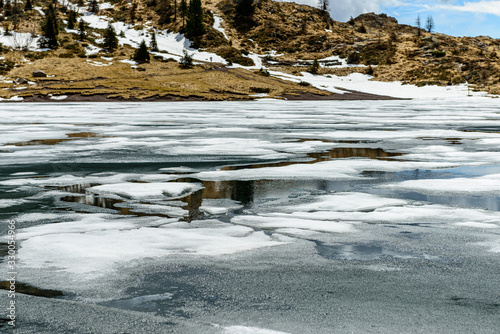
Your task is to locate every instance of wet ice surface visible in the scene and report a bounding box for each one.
[1,100,500,333]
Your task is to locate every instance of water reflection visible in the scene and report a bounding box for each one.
[222,146,402,171]
[315,241,416,261]
[4,132,107,147]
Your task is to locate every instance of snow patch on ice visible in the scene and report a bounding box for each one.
[88,182,203,199]
[232,215,358,234]
[382,174,500,194]
[5,215,285,280]
[223,326,291,334]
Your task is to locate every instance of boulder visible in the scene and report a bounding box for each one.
[14,77,28,84]
[32,69,47,77]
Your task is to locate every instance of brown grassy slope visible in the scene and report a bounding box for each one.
[1,0,499,97]
[0,50,331,100]
[209,2,500,94]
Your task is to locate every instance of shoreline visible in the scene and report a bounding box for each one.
[0,89,407,103]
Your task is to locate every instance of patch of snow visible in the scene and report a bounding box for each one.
[0,95,23,101]
[50,95,68,100]
[213,14,229,40]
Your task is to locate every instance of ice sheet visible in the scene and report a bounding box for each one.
[223,326,291,334]
[382,174,500,194]
[232,215,357,233]
[7,216,284,279]
[290,192,407,212]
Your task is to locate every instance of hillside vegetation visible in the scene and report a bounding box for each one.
[0,0,498,101]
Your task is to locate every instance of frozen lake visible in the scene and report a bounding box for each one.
[1,100,500,333]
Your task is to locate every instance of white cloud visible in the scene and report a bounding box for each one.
[278,0,387,21]
[436,1,500,16]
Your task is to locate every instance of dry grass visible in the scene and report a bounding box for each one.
[0,53,328,100]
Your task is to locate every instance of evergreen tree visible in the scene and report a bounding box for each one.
[158,0,172,25]
[150,31,158,51]
[67,10,77,29]
[415,15,421,37]
[236,0,254,18]
[308,59,319,74]
[129,2,137,24]
[39,4,58,48]
[77,0,84,7]
[88,0,98,14]
[103,23,118,51]
[4,1,11,17]
[173,0,177,21]
[133,40,150,62]
[78,19,86,40]
[179,50,193,68]
[318,0,329,13]
[0,0,4,9]
[179,0,187,29]
[44,4,59,35]
[186,0,204,40]
[24,0,32,11]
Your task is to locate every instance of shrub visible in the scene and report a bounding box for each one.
[298,81,310,86]
[250,87,270,93]
[431,50,446,58]
[308,59,319,74]
[258,68,270,77]
[133,40,150,62]
[179,50,193,68]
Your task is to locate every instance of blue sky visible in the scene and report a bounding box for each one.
[281,0,500,38]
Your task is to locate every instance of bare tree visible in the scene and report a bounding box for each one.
[426,15,434,33]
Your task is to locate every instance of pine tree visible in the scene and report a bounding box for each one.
[318,0,329,13]
[236,0,254,18]
[157,0,173,25]
[173,0,177,21]
[78,19,86,40]
[415,15,421,37]
[133,40,150,62]
[103,23,118,51]
[39,4,58,48]
[150,31,158,51]
[24,0,32,11]
[67,10,77,29]
[179,0,187,29]
[186,0,204,40]
[129,2,137,24]
[88,0,98,14]
[0,0,4,9]
[179,50,193,68]
[308,59,319,74]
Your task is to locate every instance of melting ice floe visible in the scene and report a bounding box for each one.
[87,182,203,199]
[381,174,500,195]
[7,216,286,280]
[223,326,291,334]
